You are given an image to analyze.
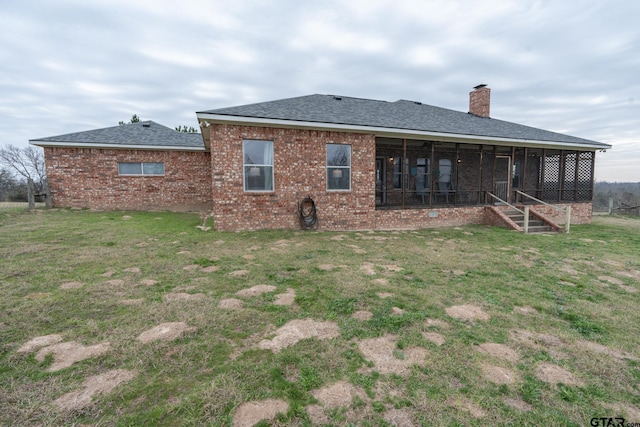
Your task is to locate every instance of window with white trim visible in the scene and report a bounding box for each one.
[326,144,351,191]
[243,140,274,191]
[118,162,164,176]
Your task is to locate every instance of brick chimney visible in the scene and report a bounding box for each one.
[469,84,490,118]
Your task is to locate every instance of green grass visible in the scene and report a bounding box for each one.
[1,209,640,425]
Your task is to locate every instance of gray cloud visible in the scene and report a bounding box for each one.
[1,0,638,181]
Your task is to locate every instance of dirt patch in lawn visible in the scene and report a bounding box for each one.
[476,343,519,363]
[17,334,63,353]
[503,397,532,412]
[236,284,276,297]
[599,276,624,286]
[318,264,334,271]
[377,292,393,299]
[139,279,158,286]
[361,262,376,275]
[445,396,486,418]
[422,332,445,346]
[233,399,289,427]
[35,341,111,372]
[60,281,84,289]
[163,292,205,302]
[273,288,296,306]
[124,267,141,274]
[510,329,564,354]
[352,310,373,320]
[391,307,405,315]
[357,334,427,375]
[424,318,450,329]
[481,364,518,384]
[229,270,250,277]
[618,284,638,293]
[53,369,137,411]
[311,380,365,409]
[513,306,538,315]
[445,304,490,322]
[103,279,125,287]
[603,402,640,420]
[535,362,582,386]
[383,408,415,427]
[372,278,388,286]
[258,318,340,353]
[137,322,196,344]
[219,298,244,310]
[575,340,639,362]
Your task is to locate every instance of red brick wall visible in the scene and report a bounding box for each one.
[529,202,592,225]
[374,206,486,230]
[209,124,376,231]
[44,147,212,211]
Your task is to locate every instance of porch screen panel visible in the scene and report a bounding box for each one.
[576,151,594,201]
[542,152,561,201]
[562,152,577,201]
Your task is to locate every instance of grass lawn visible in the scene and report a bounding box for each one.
[1,209,639,426]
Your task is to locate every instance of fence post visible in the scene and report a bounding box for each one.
[27,178,35,210]
[565,206,571,233]
[523,206,529,234]
[43,179,52,208]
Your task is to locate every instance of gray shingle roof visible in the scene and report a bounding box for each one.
[199,94,609,148]
[30,121,204,149]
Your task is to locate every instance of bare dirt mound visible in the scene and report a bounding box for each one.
[311,381,365,409]
[17,334,63,353]
[619,284,638,293]
[236,284,276,297]
[163,292,205,302]
[604,402,640,420]
[218,298,244,310]
[445,304,490,322]
[575,340,639,362]
[513,306,537,315]
[445,396,486,418]
[422,332,445,346]
[372,278,388,285]
[361,262,376,275]
[476,343,519,363]
[481,364,518,385]
[352,310,373,321]
[258,318,340,353]
[137,322,196,344]
[535,362,581,386]
[383,408,415,427]
[318,264,334,271]
[273,288,296,306]
[60,282,84,289]
[36,341,111,372]
[357,334,427,375]
[232,399,289,427]
[377,292,393,299]
[503,397,532,412]
[53,369,137,411]
[424,318,449,328]
[139,279,159,286]
[598,276,624,286]
[120,298,145,305]
[229,270,249,277]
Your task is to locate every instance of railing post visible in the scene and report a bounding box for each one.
[565,205,571,233]
[27,178,35,210]
[524,206,529,234]
[608,197,613,215]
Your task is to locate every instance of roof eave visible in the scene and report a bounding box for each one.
[196,113,611,151]
[29,140,208,151]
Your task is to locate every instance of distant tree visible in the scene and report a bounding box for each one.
[119,114,141,126]
[0,145,46,192]
[175,125,199,133]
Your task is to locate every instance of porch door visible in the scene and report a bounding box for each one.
[375,157,386,205]
[495,156,511,203]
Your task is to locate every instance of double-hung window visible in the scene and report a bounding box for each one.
[243,140,274,192]
[118,162,164,176]
[326,144,351,191]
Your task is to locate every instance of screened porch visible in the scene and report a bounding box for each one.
[374,138,595,209]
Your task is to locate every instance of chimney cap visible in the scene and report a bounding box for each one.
[474,84,488,90]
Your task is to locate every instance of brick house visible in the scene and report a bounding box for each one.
[31,86,611,231]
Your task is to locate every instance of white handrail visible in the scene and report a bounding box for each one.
[515,191,563,211]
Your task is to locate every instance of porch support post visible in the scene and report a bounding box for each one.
[573,151,579,201]
[455,143,459,206]
[402,138,406,209]
[590,151,596,200]
[429,142,434,206]
[540,149,546,201]
[478,145,483,205]
[522,147,528,199]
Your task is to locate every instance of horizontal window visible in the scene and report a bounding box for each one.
[118,162,165,176]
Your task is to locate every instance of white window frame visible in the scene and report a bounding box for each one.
[243,140,274,192]
[326,144,351,191]
[118,162,164,176]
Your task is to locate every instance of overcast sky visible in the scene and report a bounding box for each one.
[1,0,638,181]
